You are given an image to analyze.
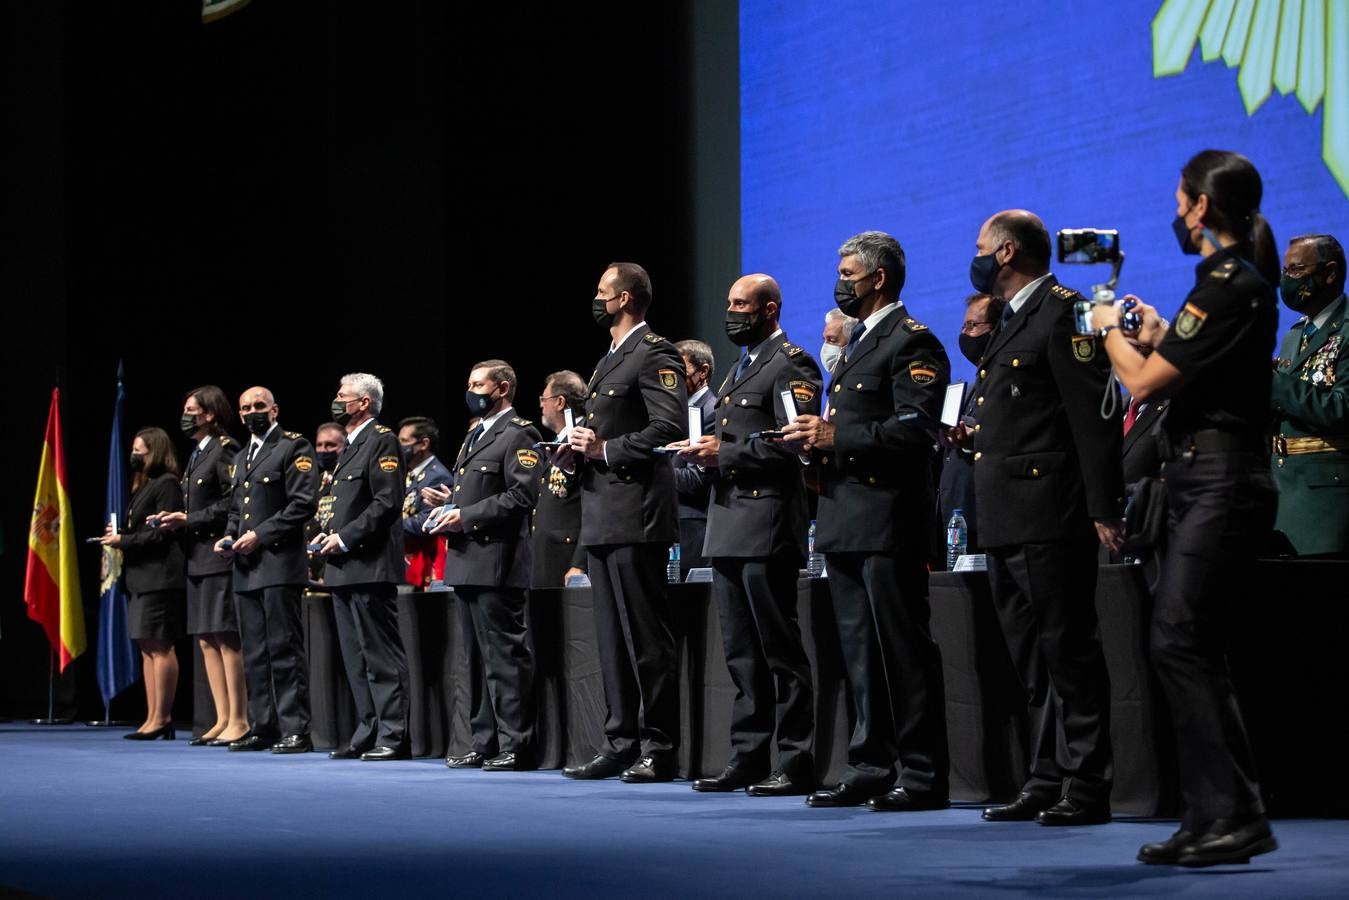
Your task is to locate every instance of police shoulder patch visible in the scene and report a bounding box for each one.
[510,416,532,428]
[901,317,929,333]
[788,379,817,404]
[1208,258,1239,282]
[516,448,540,469]
[378,455,399,472]
[1049,284,1079,301]
[284,430,302,440]
[1070,334,1097,362]
[1174,301,1208,339]
[657,368,679,390]
[644,332,665,344]
[294,455,314,472]
[908,361,939,384]
[782,342,804,357]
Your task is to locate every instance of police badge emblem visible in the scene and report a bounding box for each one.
[908,362,938,385]
[658,369,679,390]
[1071,334,1096,362]
[1174,301,1207,339]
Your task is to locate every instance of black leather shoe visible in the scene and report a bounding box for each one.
[1137,828,1196,865]
[446,751,487,769]
[228,734,274,752]
[271,733,312,754]
[207,736,241,747]
[747,771,812,797]
[1177,818,1277,867]
[124,724,176,741]
[621,755,674,783]
[483,751,528,772]
[867,787,950,812]
[805,783,875,808]
[329,746,364,760]
[562,754,628,780]
[187,735,212,746]
[692,765,765,793]
[1036,796,1112,826]
[982,792,1053,822]
[361,745,410,761]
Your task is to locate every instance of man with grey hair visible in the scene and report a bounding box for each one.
[820,308,858,374]
[532,370,587,588]
[316,372,410,760]
[673,338,718,575]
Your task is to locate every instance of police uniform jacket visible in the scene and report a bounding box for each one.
[704,334,822,559]
[181,434,239,577]
[121,472,187,594]
[579,323,687,546]
[442,412,542,589]
[531,462,584,587]
[324,420,407,587]
[814,305,950,554]
[227,426,319,591]
[971,277,1124,547]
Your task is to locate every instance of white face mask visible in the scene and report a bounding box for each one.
[820,342,843,373]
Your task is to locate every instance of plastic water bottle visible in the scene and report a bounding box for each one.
[667,542,681,583]
[807,520,824,578]
[946,509,968,571]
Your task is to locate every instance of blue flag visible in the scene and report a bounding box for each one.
[96,363,138,710]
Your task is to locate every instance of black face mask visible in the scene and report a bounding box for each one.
[316,450,340,471]
[1280,270,1326,313]
[400,444,421,465]
[465,389,495,417]
[958,331,992,365]
[725,309,762,346]
[128,453,146,472]
[331,399,354,426]
[969,252,1004,295]
[592,297,616,328]
[244,411,272,436]
[833,276,871,318]
[1171,214,1201,256]
[179,414,200,438]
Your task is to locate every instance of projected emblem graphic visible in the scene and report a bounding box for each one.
[1152,0,1349,198]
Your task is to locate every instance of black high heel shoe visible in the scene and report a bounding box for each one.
[123,724,176,741]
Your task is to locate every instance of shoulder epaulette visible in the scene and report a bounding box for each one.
[376,425,391,434]
[284,431,302,440]
[510,416,532,427]
[643,332,664,344]
[1048,283,1079,301]
[219,435,233,446]
[782,342,804,357]
[900,316,929,333]
[1209,258,1240,282]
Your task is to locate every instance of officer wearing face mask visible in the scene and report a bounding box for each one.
[214,386,318,754]
[935,292,1003,560]
[820,308,858,375]
[431,359,542,771]
[671,339,718,575]
[305,423,346,584]
[314,373,410,761]
[398,416,453,589]
[554,261,687,784]
[1270,233,1349,557]
[680,273,821,797]
[780,230,951,812]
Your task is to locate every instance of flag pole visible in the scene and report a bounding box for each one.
[31,648,73,725]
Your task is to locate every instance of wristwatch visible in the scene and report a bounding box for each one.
[1098,324,1118,339]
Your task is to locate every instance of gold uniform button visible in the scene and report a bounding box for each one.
[833,384,841,393]
[591,391,597,398]
[829,407,837,417]
[564,537,573,544]
[1031,467,1040,476]
[855,382,863,389]
[346,475,353,480]
[454,484,462,491]
[722,418,728,426]
[459,467,466,475]
[741,398,749,406]
[243,481,250,488]
[974,452,982,461]
[472,524,480,531]
[1012,358,1020,367]
[868,476,876,484]
[974,424,981,433]
[976,397,984,406]
[751,490,759,497]
[608,389,616,396]
[820,456,829,465]
[196,478,204,485]
[262,476,271,483]
[243,513,251,520]
[243,497,250,504]
[978,369,987,379]
[480,465,488,471]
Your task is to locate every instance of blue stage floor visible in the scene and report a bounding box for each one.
[2,724,1347,898]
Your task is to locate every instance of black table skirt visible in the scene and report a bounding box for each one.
[191,562,1349,816]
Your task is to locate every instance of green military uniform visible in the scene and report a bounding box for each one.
[1271,292,1349,556]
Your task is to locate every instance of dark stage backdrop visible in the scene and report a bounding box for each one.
[0,1,740,718]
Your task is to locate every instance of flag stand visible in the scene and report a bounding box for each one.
[31,649,73,725]
[86,698,132,727]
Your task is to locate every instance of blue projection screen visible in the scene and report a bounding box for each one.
[741,0,1349,379]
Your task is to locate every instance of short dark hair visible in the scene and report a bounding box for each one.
[1291,233,1347,292]
[545,370,588,407]
[606,261,653,313]
[987,211,1052,271]
[398,416,440,450]
[471,358,517,401]
[315,422,346,442]
[965,291,1005,323]
[674,339,715,375]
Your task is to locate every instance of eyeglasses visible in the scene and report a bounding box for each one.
[960,321,994,335]
[1281,263,1323,277]
[538,394,562,403]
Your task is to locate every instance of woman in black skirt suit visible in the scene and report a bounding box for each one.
[152,386,249,745]
[101,426,186,739]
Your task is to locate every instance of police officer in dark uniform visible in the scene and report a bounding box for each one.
[214,386,317,753]
[316,373,410,761]
[781,231,951,811]
[672,339,718,576]
[305,423,345,584]
[1094,150,1280,866]
[967,210,1124,827]
[557,261,687,783]
[682,274,821,797]
[1271,233,1349,556]
[432,360,542,771]
[531,371,587,588]
[152,385,247,746]
[399,416,453,589]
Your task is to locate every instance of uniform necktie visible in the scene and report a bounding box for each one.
[247,440,259,467]
[1000,302,1016,329]
[188,446,201,471]
[733,350,751,382]
[844,323,867,363]
[467,423,485,450]
[1123,397,1141,435]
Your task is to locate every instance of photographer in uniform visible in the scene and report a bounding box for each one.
[1091,149,1279,867]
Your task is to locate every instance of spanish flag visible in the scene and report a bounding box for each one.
[25,388,86,670]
